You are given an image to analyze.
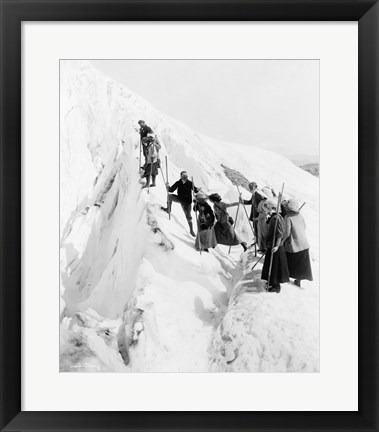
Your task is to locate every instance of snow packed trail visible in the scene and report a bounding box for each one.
[59,61,319,373]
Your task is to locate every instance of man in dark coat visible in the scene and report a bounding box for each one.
[138,120,153,138]
[241,181,264,239]
[162,171,199,237]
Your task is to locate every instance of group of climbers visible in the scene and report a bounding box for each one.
[161,175,247,253]
[257,197,313,293]
[136,120,313,294]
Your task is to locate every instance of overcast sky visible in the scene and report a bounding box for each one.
[90,60,319,161]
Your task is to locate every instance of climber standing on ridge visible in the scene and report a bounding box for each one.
[208,193,247,252]
[240,181,264,242]
[193,191,217,252]
[162,171,199,237]
[261,199,290,293]
[137,119,153,138]
[142,135,161,189]
[282,199,313,288]
[137,120,154,165]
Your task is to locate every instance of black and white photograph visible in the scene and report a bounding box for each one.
[59,59,319,373]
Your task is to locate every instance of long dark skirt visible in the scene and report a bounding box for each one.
[143,162,158,177]
[261,246,290,285]
[286,249,313,281]
[195,227,217,250]
[214,221,241,246]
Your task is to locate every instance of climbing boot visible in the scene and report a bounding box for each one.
[268,283,281,293]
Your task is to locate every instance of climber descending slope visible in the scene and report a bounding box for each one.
[162,171,199,237]
[137,130,252,255]
[135,122,312,292]
[208,193,247,252]
[193,191,217,252]
[141,135,161,190]
[137,120,154,166]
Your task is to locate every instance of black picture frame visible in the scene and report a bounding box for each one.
[1,1,378,431]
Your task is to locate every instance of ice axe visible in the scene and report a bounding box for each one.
[192,176,202,255]
[165,156,171,220]
[236,184,257,255]
[228,192,242,255]
[266,183,285,290]
[251,251,266,271]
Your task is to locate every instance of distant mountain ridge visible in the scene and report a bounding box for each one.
[288,154,319,166]
[300,163,319,177]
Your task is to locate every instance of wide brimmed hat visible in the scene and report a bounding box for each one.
[208,193,222,202]
[260,186,274,199]
[259,200,270,213]
[196,191,207,200]
[266,198,278,209]
[283,199,300,212]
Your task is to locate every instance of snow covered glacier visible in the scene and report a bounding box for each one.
[60,61,319,373]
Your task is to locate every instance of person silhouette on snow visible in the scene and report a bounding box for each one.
[138,120,153,138]
[240,181,265,245]
[142,135,161,189]
[208,193,247,252]
[193,191,217,252]
[162,171,199,237]
[260,200,290,294]
[282,199,313,288]
[137,120,154,164]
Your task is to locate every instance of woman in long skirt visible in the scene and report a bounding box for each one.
[208,193,247,252]
[261,201,290,293]
[142,136,161,188]
[193,191,217,252]
[282,199,313,287]
[255,199,272,252]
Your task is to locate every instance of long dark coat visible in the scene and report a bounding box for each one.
[213,202,241,246]
[261,213,289,285]
[193,201,217,250]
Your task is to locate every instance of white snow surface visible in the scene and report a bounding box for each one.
[60,61,319,372]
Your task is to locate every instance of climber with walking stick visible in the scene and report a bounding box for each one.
[192,178,202,254]
[236,184,256,251]
[162,171,198,237]
[136,120,154,166]
[165,156,171,220]
[241,182,264,235]
[207,193,247,253]
[260,184,290,293]
[239,182,265,255]
[193,185,216,254]
[142,135,160,191]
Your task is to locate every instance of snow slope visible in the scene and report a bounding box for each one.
[60,61,319,372]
